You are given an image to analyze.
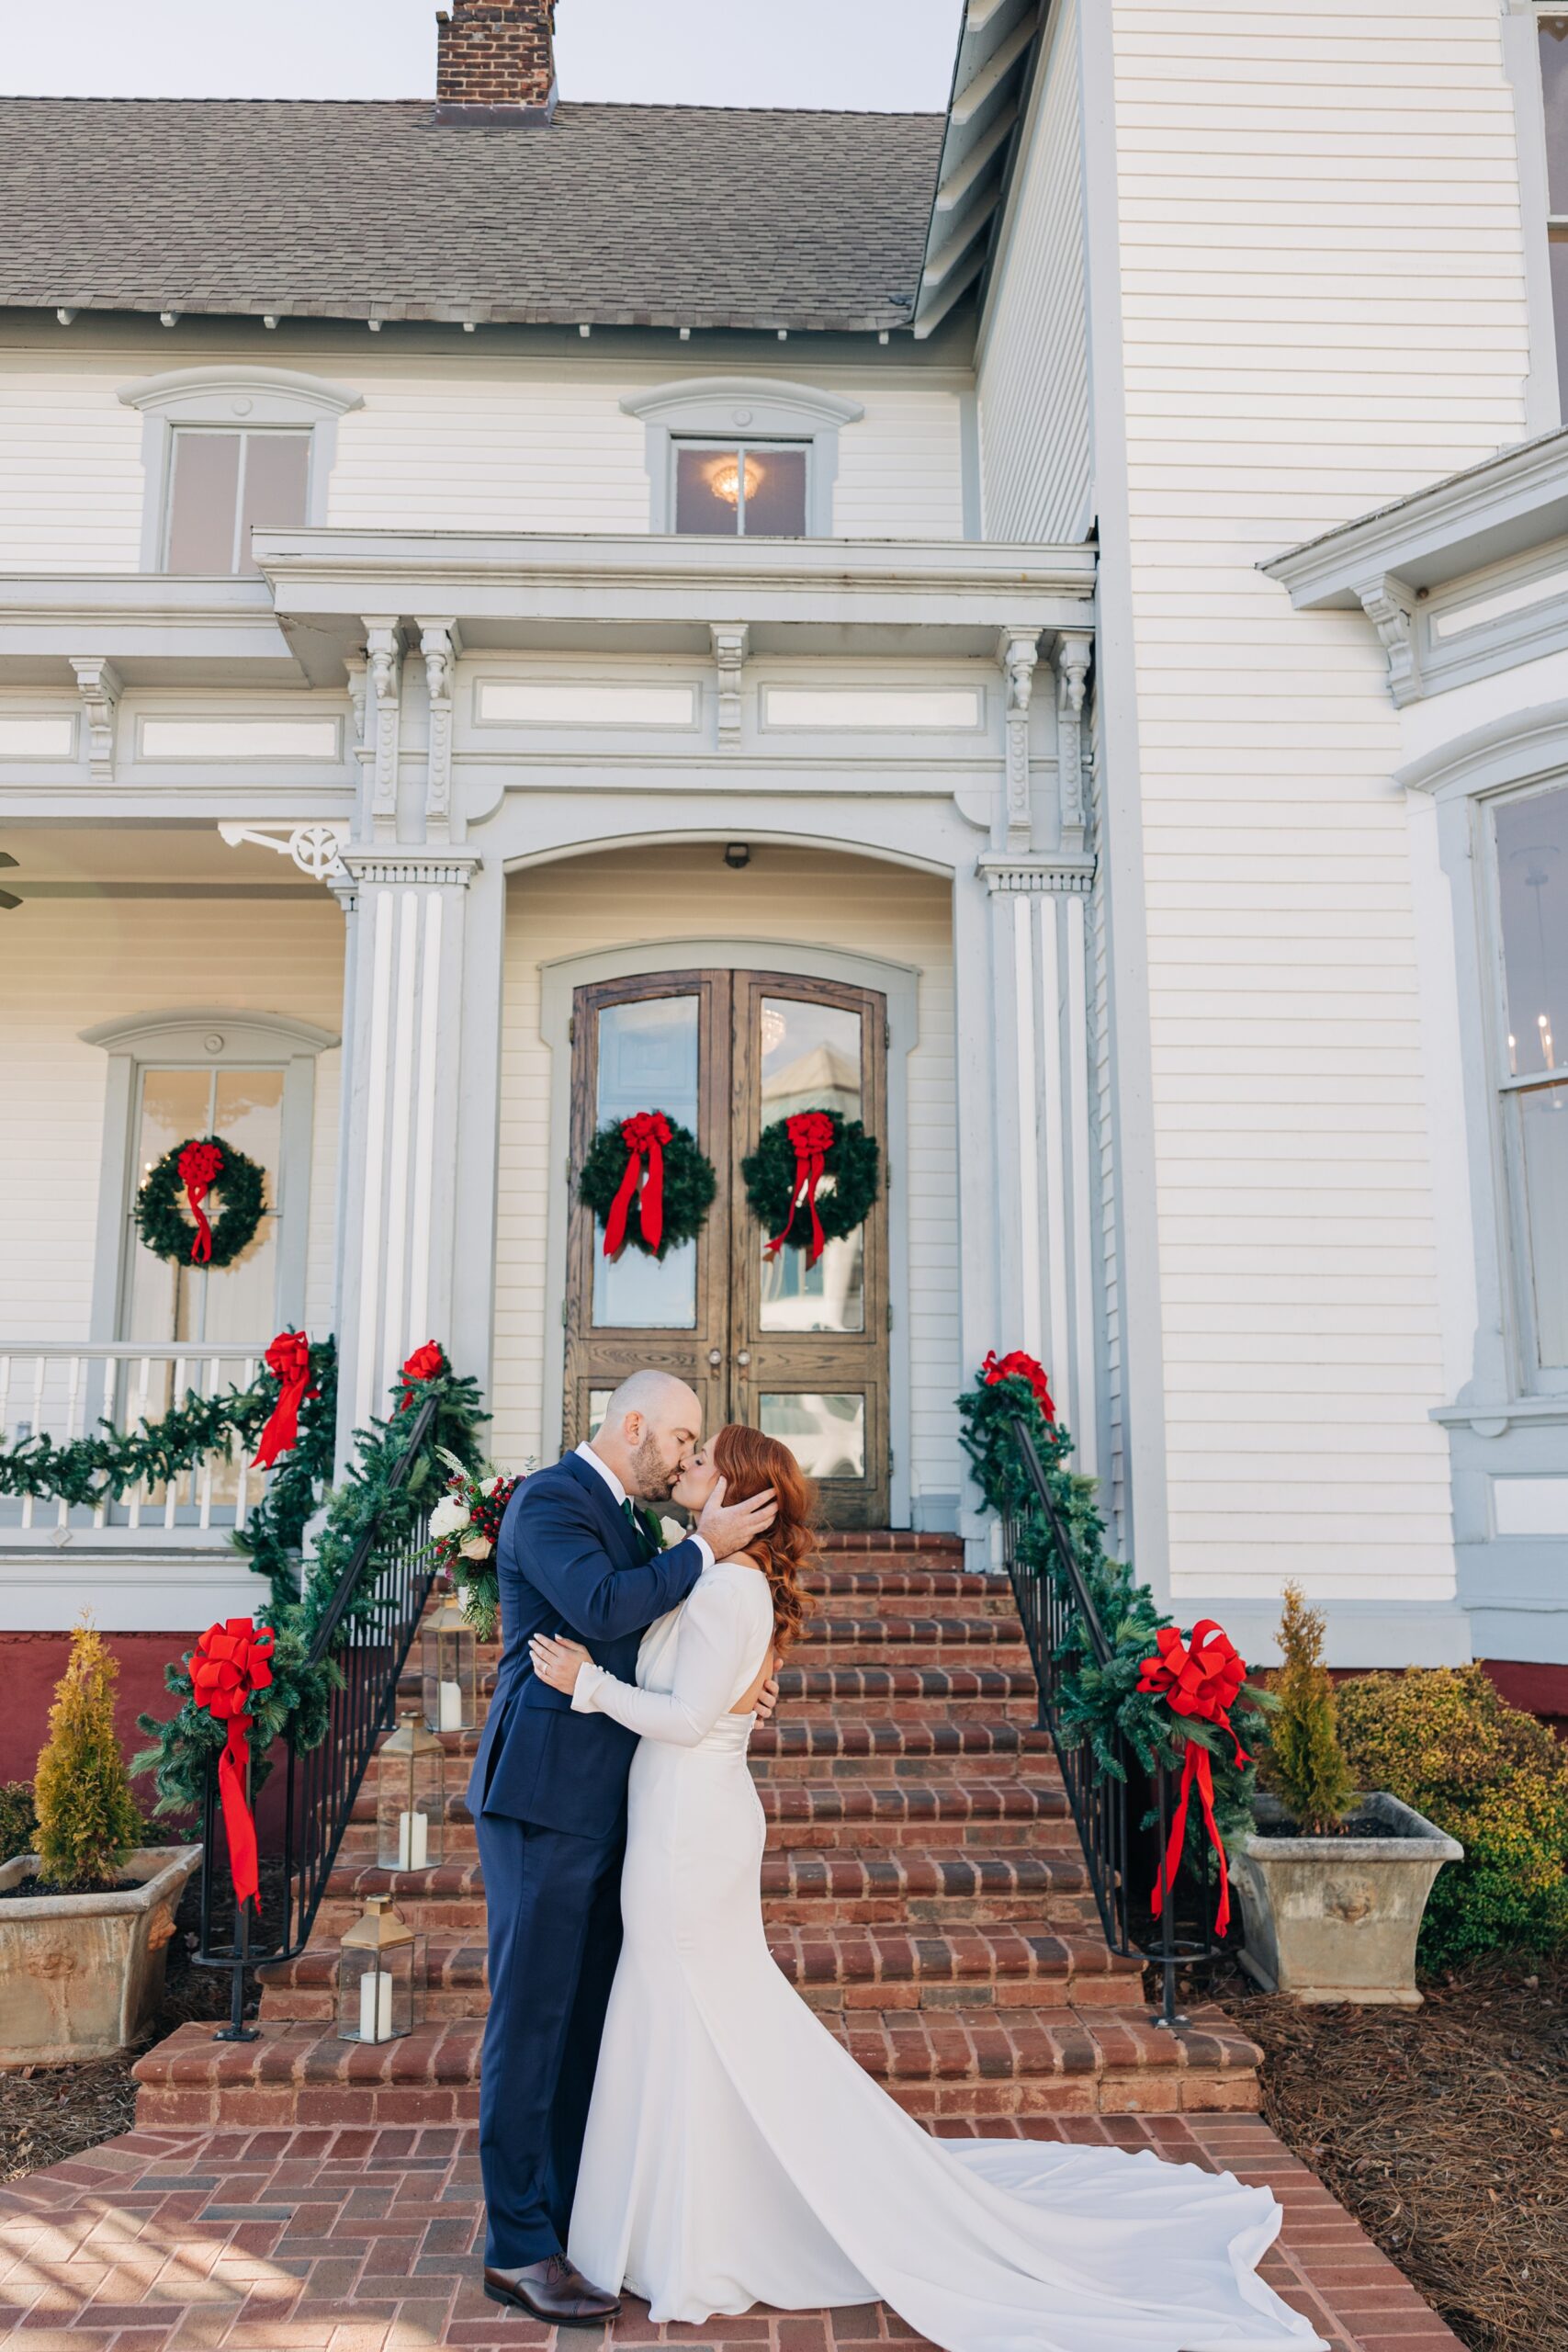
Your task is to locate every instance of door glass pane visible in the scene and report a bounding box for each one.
[1495,786,1568,1078]
[592,995,700,1329]
[741,447,807,537]
[758,996,864,1333]
[1517,1083,1568,1368]
[125,1069,212,1342]
[760,1393,865,1481]
[235,434,310,573]
[165,433,242,571]
[202,1069,284,1345]
[124,1067,282,1348]
[675,447,742,537]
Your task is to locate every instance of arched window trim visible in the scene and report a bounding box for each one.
[117,366,363,572]
[620,377,865,537]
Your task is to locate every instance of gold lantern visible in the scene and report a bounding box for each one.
[337,1894,423,2043]
[422,1595,477,1733]
[377,1710,446,1871]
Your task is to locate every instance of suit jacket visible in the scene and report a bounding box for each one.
[467,1451,705,1839]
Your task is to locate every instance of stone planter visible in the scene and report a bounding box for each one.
[1231,1794,1461,2007]
[0,1845,202,2066]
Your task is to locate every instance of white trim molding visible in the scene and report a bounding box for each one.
[619,377,866,537]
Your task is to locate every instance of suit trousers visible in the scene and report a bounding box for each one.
[475,1807,626,2267]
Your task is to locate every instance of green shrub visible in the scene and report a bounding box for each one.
[1336,1666,1568,1967]
[33,1621,143,1892]
[1259,1583,1352,1836]
[0,1781,37,1864]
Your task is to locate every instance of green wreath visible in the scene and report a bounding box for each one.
[577,1112,716,1261]
[133,1133,267,1270]
[742,1109,880,1251]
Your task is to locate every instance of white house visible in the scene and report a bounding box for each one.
[1,0,1564,1755]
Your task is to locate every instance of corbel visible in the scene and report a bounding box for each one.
[363,616,404,839]
[417,617,464,842]
[710,624,750,750]
[1053,628,1092,851]
[70,657,121,778]
[998,626,1041,853]
[1356,574,1419,705]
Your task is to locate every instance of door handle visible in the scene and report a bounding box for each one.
[707,1348,724,1367]
[736,1350,751,1369]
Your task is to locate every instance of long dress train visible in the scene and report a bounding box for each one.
[564,1560,1326,2352]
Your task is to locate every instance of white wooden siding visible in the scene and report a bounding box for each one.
[0,897,343,1340]
[976,0,1092,544]
[491,847,959,1503]
[0,355,145,571]
[1108,0,1530,1605]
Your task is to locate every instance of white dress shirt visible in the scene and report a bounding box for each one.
[574,1440,714,1570]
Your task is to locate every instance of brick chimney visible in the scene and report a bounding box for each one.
[434,0,558,124]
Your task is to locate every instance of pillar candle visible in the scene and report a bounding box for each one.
[438,1679,463,1731]
[358,1967,393,2043]
[397,1809,428,1871]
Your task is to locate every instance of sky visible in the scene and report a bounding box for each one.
[5,0,966,110]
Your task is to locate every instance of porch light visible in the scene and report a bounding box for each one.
[711,452,761,507]
[422,1595,477,1733]
[337,1894,423,2043]
[377,1710,446,1871]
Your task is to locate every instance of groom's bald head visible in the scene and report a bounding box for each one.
[592,1369,704,1501]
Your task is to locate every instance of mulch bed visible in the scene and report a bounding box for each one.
[1210,1952,1568,2352]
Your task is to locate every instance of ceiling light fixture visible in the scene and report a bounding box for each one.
[711,453,761,508]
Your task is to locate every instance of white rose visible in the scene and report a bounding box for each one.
[481,1475,505,1497]
[660,1517,687,1549]
[459,1533,493,1560]
[429,1496,470,1541]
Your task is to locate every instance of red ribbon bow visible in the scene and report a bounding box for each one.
[189,1616,274,1907]
[253,1330,318,1471]
[398,1341,447,1411]
[981,1348,1055,1422]
[177,1140,224,1265]
[1136,1620,1251,1939]
[602,1112,672,1259]
[766,1111,837,1266]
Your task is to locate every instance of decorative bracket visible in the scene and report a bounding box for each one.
[344,650,369,754]
[417,617,464,842]
[70,657,121,778]
[710,624,749,750]
[998,628,1041,853]
[977,852,1095,896]
[1356,574,1419,705]
[363,617,404,839]
[1053,628,1092,851]
[217,820,350,881]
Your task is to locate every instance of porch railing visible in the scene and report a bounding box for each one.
[1000,1412,1219,2029]
[0,1342,274,1543]
[198,1396,440,2019]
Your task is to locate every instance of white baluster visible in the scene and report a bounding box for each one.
[60,1352,85,1532]
[197,1356,216,1532]
[165,1355,185,1529]
[128,1354,151,1530]
[234,1355,255,1532]
[20,1355,45,1532]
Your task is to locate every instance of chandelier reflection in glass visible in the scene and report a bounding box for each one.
[709,451,763,507]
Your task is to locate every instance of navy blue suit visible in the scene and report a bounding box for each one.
[468,1451,705,2267]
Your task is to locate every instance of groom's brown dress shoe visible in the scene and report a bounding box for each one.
[483,2254,621,2324]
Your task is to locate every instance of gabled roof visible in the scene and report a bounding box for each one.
[0,97,944,335]
[913,0,1044,339]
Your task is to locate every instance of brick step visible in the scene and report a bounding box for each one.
[344,1774,1075,1857]
[311,1846,1096,1939]
[379,1716,1058,1785]
[808,1568,1011,1611]
[135,2004,1258,2128]
[773,1664,1039,1722]
[259,1921,1144,2024]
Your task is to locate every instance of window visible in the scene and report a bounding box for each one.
[673,441,808,537]
[1539,14,1568,407]
[164,429,310,573]
[1494,781,1568,1378]
[620,377,863,537]
[118,366,361,572]
[124,1064,285,1345]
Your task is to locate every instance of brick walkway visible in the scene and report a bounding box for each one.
[0,2114,1463,2352]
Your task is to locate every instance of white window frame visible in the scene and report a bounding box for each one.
[620,377,864,537]
[1520,4,1567,432]
[668,435,813,539]
[117,366,363,574]
[1481,777,1568,1394]
[80,1008,340,1345]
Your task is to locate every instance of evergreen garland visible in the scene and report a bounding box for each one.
[577,1114,716,1260]
[742,1111,880,1250]
[958,1366,1269,1854]
[233,1342,339,1612]
[133,1134,267,1269]
[133,1358,487,1819]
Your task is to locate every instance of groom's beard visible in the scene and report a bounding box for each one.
[627,1433,679,1502]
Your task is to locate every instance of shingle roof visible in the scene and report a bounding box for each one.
[0,98,942,334]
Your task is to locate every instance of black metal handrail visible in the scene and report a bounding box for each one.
[197,1396,441,2031]
[1001,1412,1218,2029]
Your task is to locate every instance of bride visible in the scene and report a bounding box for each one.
[528,1425,1325,2352]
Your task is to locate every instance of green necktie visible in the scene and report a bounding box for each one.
[621,1497,649,1551]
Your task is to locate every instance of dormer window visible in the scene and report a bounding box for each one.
[673,440,808,537]
[164,428,310,572]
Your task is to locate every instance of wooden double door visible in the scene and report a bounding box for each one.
[564,967,890,1528]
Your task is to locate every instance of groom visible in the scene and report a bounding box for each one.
[468,1369,779,2324]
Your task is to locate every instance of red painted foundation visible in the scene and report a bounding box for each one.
[0,1629,189,1796]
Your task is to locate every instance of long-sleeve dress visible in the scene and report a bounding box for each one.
[564,1559,1325,2352]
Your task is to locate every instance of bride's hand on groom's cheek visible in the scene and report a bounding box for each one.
[530,1633,592,1693]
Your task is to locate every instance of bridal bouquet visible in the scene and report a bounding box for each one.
[428,1447,520,1641]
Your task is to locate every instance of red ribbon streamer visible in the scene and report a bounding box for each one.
[177,1140,224,1265]
[189,1617,274,1908]
[981,1348,1055,1423]
[253,1330,317,1471]
[602,1112,671,1258]
[397,1340,446,1412]
[1136,1619,1251,1939]
[766,1111,836,1267]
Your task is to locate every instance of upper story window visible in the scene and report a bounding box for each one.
[673,441,808,537]
[1493,780,1568,1380]
[165,429,310,572]
[621,377,864,538]
[118,365,361,573]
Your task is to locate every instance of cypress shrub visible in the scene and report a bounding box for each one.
[33,1622,143,1892]
[1259,1583,1352,1837]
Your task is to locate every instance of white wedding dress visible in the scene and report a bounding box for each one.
[565,1562,1325,2352]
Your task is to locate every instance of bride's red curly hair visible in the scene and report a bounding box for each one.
[709,1424,818,1655]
